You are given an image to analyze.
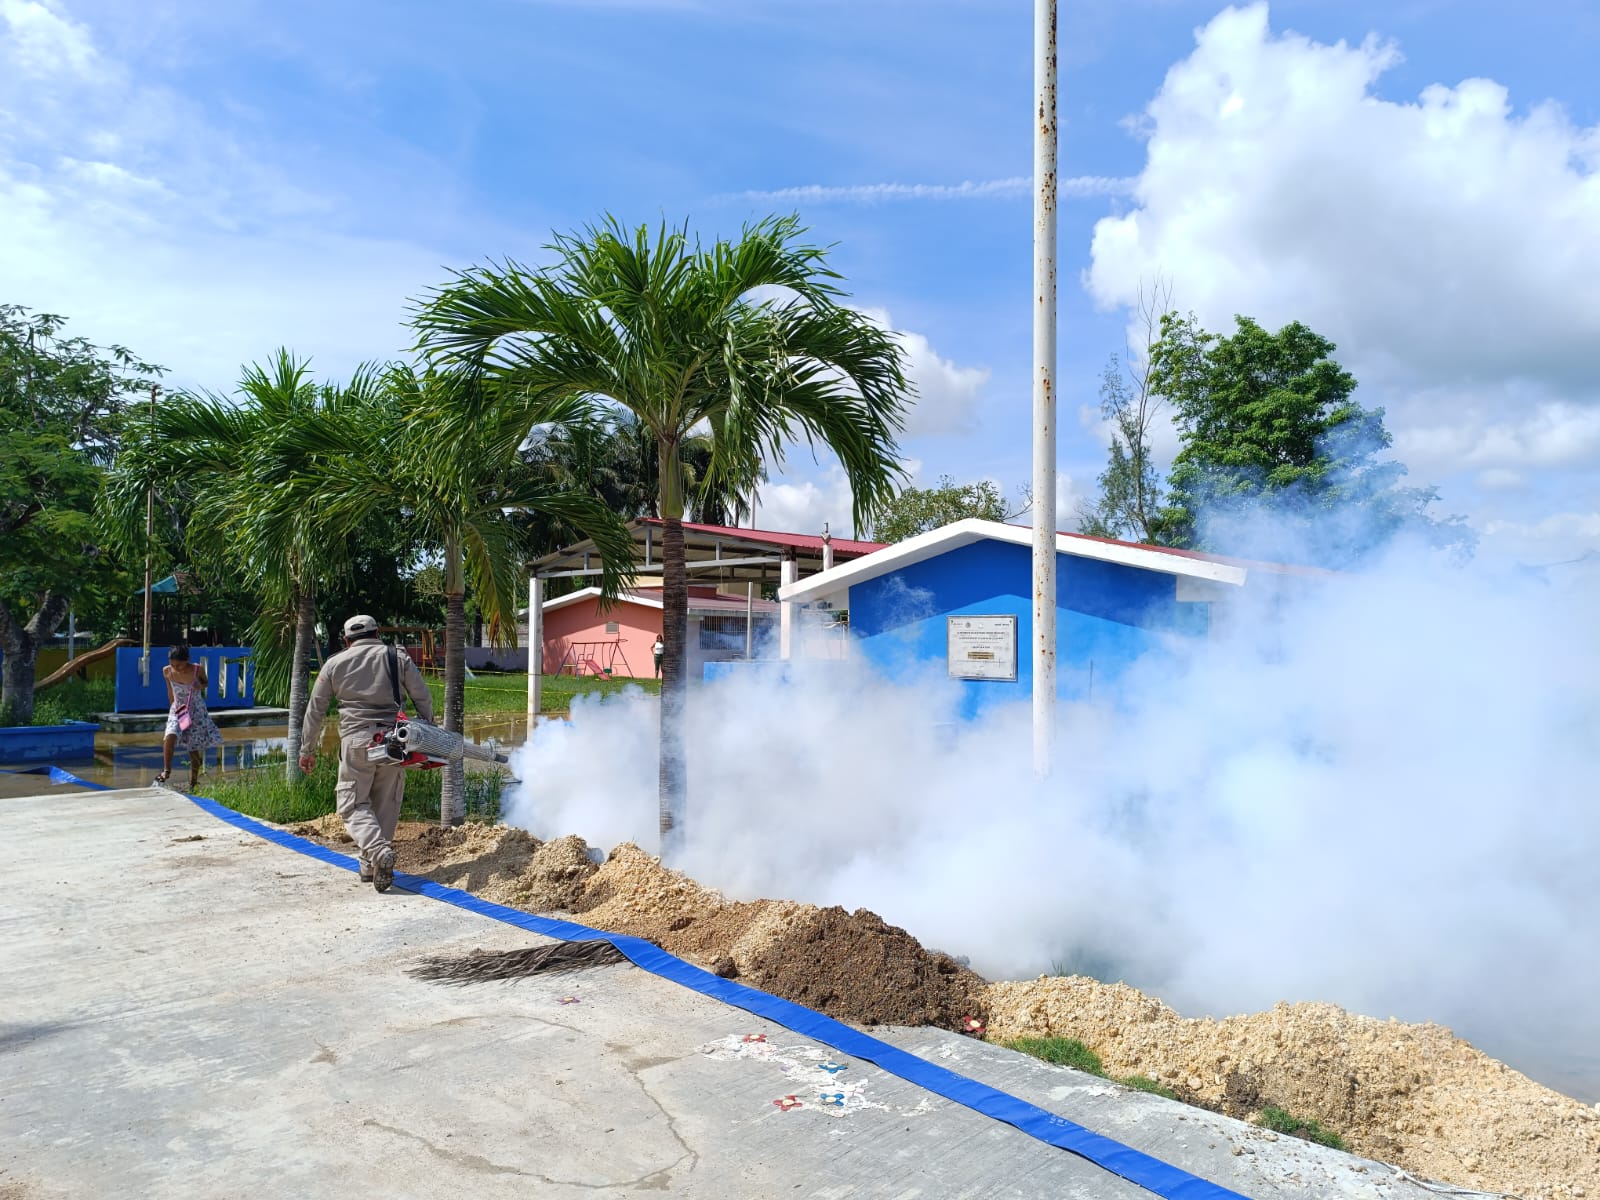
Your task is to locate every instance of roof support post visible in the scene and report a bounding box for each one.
[779,552,798,661]
[1032,0,1059,777]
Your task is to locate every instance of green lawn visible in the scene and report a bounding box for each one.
[202,753,509,825]
[427,671,659,716]
[29,678,115,725]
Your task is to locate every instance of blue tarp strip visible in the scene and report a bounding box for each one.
[35,764,1250,1200]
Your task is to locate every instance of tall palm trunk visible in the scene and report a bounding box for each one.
[441,536,467,827]
[657,439,688,854]
[284,587,316,781]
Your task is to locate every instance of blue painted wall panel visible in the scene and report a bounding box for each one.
[848,541,1208,717]
[114,646,255,713]
[0,722,99,764]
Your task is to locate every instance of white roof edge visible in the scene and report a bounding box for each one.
[534,587,665,615]
[778,519,1248,603]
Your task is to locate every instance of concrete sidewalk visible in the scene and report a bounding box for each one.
[1,787,1444,1199]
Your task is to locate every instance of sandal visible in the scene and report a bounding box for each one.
[154,771,170,785]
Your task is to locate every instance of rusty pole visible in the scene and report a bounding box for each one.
[1032,0,1058,775]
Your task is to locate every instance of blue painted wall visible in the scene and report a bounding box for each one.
[114,646,255,713]
[0,721,98,764]
[846,540,1209,717]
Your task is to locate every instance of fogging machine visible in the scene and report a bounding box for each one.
[365,644,508,769]
[367,717,509,769]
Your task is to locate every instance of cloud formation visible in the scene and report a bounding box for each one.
[1084,3,1600,558]
[733,176,1134,204]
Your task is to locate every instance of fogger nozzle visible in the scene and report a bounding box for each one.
[392,718,508,765]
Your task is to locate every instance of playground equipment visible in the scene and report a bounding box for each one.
[555,639,633,679]
[34,638,135,692]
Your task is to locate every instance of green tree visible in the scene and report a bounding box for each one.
[414,216,910,849]
[108,352,379,777]
[315,365,634,826]
[1151,314,1469,563]
[870,474,1024,543]
[1078,279,1171,544]
[0,305,162,724]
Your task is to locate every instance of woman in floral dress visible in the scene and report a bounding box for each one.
[155,644,224,790]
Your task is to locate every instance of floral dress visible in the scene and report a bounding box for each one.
[165,672,223,751]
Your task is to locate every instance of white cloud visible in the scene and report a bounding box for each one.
[1481,511,1600,563]
[1,0,96,78]
[857,307,989,437]
[752,467,858,539]
[0,2,470,388]
[730,176,1134,204]
[1085,2,1600,487]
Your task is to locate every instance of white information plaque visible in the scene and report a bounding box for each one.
[947,614,1018,681]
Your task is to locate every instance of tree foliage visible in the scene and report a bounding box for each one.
[1151,314,1471,563]
[414,215,911,849]
[0,305,161,724]
[871,474,1023,543]
[1077,279,1170,544]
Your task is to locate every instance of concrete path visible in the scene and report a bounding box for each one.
[1,787,1447,1199]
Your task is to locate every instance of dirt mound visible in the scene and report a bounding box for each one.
[282,818,1599,1198]
[985,976,1600,1199]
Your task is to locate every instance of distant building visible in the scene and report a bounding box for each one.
[779,519,1329,716]
[538,585,780,680]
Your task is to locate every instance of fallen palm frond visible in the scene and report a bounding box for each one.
[408,939,627,984]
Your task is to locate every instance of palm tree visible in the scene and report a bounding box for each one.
[107,351,375,780]
[412,216,910,849]
[313,364,635,825]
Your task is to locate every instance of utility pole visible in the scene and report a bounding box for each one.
[1032,0,1059,775]
[140,383,159,686]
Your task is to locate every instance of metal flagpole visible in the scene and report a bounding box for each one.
[1032,0,1058,775]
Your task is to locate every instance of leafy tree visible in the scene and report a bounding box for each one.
[108,352,380,777]
[314,364,634,826]
[870,474,1025,543]
[414,216,910,849]
[1078,279,1171,544]
[1151,314,1470,564]
[0,305,162,724]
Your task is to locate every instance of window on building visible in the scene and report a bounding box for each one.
[699,615,748,651]
[604,621,619,634]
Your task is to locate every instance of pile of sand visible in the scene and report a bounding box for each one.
[986,977,1599,1199]
[289,819,1598,1198]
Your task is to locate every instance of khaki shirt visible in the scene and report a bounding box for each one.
[302,639,436,745]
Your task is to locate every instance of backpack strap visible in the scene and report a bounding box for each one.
[386,644,405,715]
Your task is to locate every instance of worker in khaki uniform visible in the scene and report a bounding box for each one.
[298,614,434,893]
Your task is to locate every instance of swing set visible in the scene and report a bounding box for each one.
[555,639,633,678]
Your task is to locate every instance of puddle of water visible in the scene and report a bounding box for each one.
[49,717,541,790]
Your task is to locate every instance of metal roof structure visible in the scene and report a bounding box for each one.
[528,517,886,586]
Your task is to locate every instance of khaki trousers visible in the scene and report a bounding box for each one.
[336,731,406,864]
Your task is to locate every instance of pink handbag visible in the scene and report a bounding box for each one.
[176,703,192,732]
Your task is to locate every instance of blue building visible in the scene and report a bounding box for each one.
[778,519,1323,716]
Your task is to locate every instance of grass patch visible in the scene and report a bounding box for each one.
[1119,1074,1180,1100]
[29,678,115,725]
[1257,1104,1347,1151]
[201,753,509,826]
[417,671,659,717]
[1004,1037,1106,1077]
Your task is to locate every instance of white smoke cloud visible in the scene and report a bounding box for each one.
[508,534,1600,1102]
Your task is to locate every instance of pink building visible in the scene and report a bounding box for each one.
[540,585,780,680]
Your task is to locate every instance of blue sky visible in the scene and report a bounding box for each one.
[3,0,1597,561]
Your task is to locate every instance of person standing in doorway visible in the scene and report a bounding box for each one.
[298,614,435,893]
[155,644,223,791]
[652,633,665,679]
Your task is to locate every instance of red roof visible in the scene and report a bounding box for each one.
[637,517,885,558]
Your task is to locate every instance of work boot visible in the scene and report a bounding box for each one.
[358,857,374,883]
[372,846,396,894]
